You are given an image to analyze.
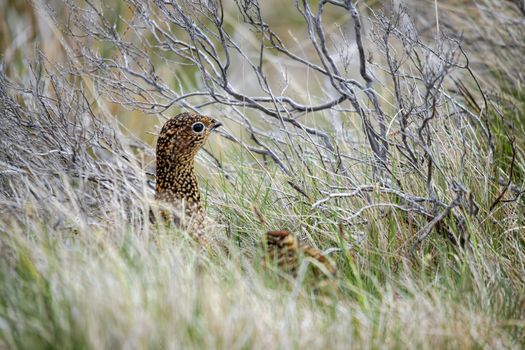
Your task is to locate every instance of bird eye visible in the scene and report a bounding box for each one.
[192,122,205,134]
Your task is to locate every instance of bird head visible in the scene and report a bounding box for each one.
[157,112,222,162]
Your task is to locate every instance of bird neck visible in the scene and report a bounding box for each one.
[155,156,202,210]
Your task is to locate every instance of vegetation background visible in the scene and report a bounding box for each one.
[0,0,524,349]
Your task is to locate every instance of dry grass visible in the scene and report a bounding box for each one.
[1,1,524,349]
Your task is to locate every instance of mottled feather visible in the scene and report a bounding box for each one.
[154,112,221,242]
[264,230,337,277]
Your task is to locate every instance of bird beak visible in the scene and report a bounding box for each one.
[210,122,222,131]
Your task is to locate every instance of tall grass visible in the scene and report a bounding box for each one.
[1,0,524,349]
[1,152,523,349]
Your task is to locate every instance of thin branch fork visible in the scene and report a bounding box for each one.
[410,185,464,254]
[490,137,517,211]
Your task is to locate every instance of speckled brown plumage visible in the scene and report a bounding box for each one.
[155,112,221,239]
[264,230,337,277]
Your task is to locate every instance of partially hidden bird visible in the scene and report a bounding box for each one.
[154,112,337,277]
[154,112,222,244]
[264,230,337,278]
